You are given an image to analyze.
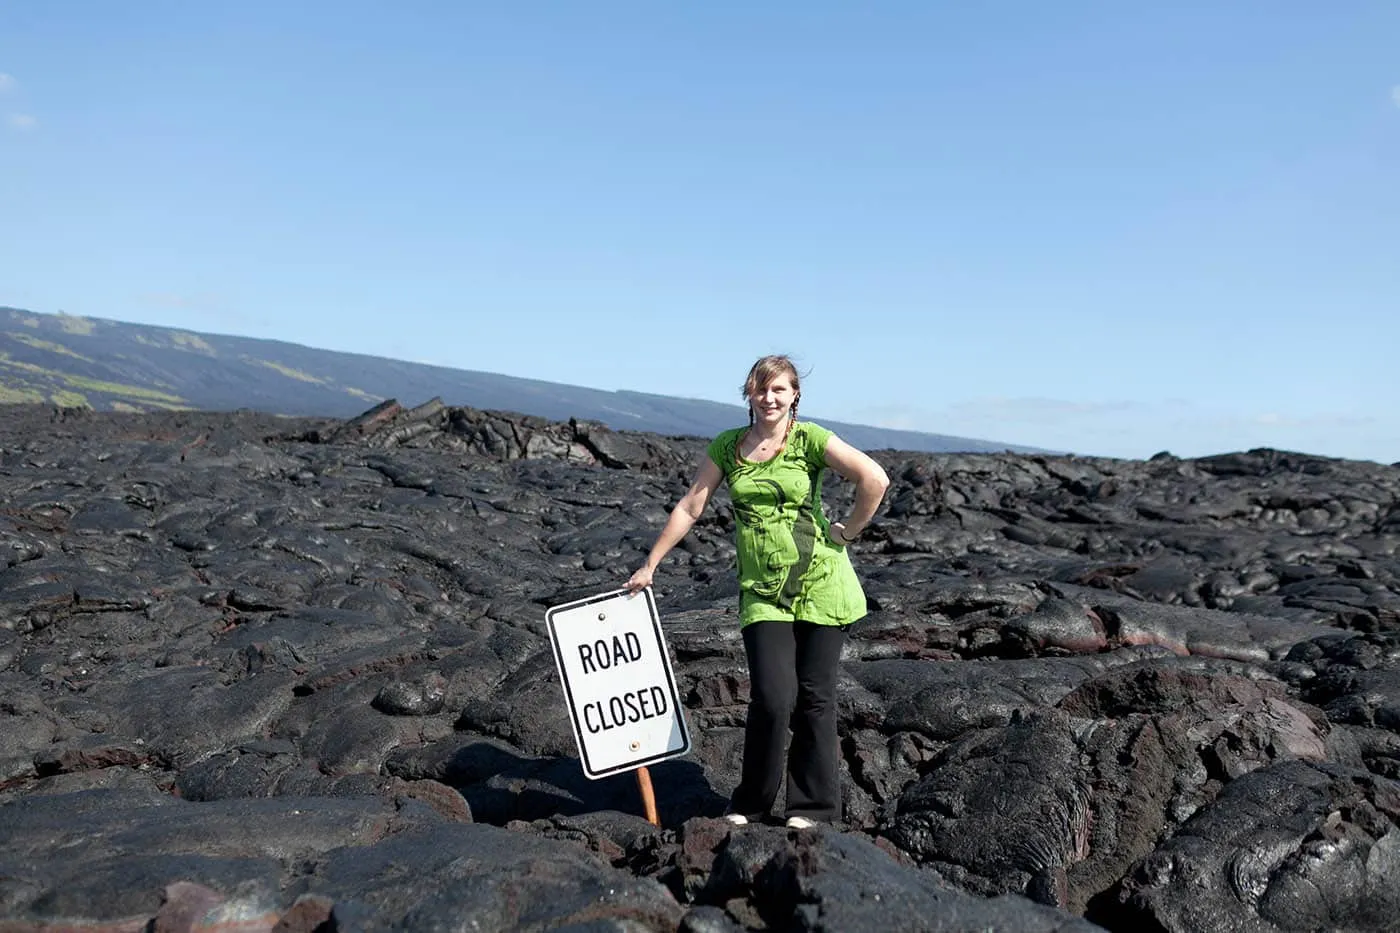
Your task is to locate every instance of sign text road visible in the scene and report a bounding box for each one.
[545,587,690,780]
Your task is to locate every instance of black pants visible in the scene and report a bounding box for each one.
[729,620,848,822]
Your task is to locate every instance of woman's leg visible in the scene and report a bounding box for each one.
[728,621,797,819]
[784,621,848,821]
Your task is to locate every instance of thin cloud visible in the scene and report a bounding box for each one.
[1244,411,1375,430]
[850,397,1146,431]
[2,75,35,131]
[843,397,1387,461]
[944,396,1144,425]
[1130,403,1376,435]
[1392,85,1400,109]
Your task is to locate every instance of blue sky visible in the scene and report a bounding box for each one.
[2,2,1396,462]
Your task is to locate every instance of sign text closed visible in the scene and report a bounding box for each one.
[546,588,690,779]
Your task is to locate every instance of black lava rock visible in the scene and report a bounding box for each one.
[0,402,1397,931]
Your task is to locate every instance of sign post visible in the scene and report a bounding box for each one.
[545,587,691,820]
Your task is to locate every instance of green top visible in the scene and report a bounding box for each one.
[706,421,867,627]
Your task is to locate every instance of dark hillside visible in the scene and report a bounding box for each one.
[0,306,1035,453]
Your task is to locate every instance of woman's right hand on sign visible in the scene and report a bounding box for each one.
[626,565,654,594]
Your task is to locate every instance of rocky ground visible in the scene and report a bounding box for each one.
[1,399,1397,932]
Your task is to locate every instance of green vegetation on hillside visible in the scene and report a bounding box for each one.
[0,353,188,407]
[171,332,215,353]
[0,354,52,375]
[55,314,96,336]
[49,390,89,407]
[0,386,45,403]
[6,333,95,361]
[250,358,325,384]
[344,386,383,403]
[60,375,186,404]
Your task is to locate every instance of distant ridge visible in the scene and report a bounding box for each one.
[0,307,1037,454]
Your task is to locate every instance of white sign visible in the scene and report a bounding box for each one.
[545,587,691,780]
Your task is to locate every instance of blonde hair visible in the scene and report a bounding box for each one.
[741,355,801,428]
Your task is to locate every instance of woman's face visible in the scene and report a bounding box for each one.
[749,373,796,426]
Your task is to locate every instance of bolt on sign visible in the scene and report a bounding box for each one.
[545,587,691,780]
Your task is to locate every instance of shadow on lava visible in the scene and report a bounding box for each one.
[440,741,727,827]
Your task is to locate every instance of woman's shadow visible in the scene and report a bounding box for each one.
[437,737,727,828]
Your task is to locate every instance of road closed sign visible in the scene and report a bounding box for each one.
[545,587,690,780]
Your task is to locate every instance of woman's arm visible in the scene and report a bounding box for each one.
[626,457,726,592]
[821,435,891,544]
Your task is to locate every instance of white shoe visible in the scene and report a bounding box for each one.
[723,813,749,826]
[785,816,818,829]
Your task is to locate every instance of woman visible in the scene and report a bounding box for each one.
[626,355,890,828]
